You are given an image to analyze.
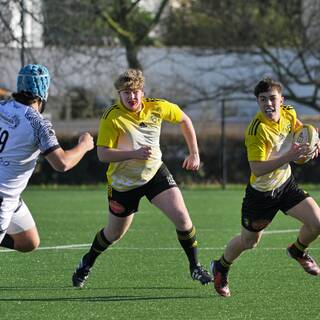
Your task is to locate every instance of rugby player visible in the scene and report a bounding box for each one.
[72,69,212,288]
[0,64,94,253]
[211,77,320,297]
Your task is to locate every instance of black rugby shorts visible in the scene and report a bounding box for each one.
[107,163,177,217]
[241,175,309,232]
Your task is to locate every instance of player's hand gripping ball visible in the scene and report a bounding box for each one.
[293,124,319,164]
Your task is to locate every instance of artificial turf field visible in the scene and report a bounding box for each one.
[1,186,320,320]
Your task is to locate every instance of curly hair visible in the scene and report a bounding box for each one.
[114,69,144,92]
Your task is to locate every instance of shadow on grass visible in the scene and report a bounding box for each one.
[0,285,196,291]
[0,295,214,302]
[0,295,216,303]
[0,285,216,302]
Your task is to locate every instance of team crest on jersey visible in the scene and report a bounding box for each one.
[150,114,159,124]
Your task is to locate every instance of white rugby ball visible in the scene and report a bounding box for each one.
[293,124,319,164]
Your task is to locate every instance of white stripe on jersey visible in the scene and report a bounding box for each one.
[0,100,59,198]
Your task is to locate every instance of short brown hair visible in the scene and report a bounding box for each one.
[254,77,283,97]
[114,69,144,92]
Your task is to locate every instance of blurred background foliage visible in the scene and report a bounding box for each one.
[163,0,302,48]
[1,0,320,185]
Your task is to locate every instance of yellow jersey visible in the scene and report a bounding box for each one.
[97,97,183,191]
[245,105,298,192]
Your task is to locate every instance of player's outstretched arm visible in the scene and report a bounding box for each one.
[45,132,94,172]
[179,113,200,171]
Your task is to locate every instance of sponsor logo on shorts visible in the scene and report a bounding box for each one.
[109,200,125,214]
[166,174,176,186]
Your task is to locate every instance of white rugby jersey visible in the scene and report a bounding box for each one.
[0,100,59,198]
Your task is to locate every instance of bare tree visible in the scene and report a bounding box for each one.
[91,0,169,69]
[0,0,42,67]
[163,0,320,113]
[1,0,170,71]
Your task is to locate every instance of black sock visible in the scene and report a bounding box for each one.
[289,238,307,258]
[0,233,14,249]
[216,255,232,273]
[84,229,112,268]
[176,226,198,269]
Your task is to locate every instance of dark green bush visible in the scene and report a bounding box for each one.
[29,133,320,185]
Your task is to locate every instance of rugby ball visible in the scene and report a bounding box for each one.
[293,124,319,164]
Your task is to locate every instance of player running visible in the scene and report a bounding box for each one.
[211,77,320,297]
[0,64,94,253]
[72,69,212,288]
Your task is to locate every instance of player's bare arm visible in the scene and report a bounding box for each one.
[250,143,310,177]
[179,113,200,171]
[97,145,152,163]
[295,118,303,129]
[46,132,94,172]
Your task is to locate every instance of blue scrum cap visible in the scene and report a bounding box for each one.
[17,64,50,101]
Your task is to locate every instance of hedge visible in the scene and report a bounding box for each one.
[29,133,320,185]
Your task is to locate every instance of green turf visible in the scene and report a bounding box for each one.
[1,186,320,319]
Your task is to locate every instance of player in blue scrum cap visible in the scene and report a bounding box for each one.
[0,64,94,255]
[17,64,50,101]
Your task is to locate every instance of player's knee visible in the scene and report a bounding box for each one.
[173,211,192,230]
[15,237,40,252]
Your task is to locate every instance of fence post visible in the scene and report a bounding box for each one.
[220,98,227,189]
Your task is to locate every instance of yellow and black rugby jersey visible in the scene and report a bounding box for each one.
[97,97,183,191]
[245,105,297,192]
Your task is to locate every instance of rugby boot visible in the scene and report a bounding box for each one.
[72,256,91,288]
[210,260,231,297]
[287,244,320,276]
[190,263,213,285]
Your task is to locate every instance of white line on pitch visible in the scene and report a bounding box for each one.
[0,228,316,253]
[1,245,319,253]
[263,229,299,235]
